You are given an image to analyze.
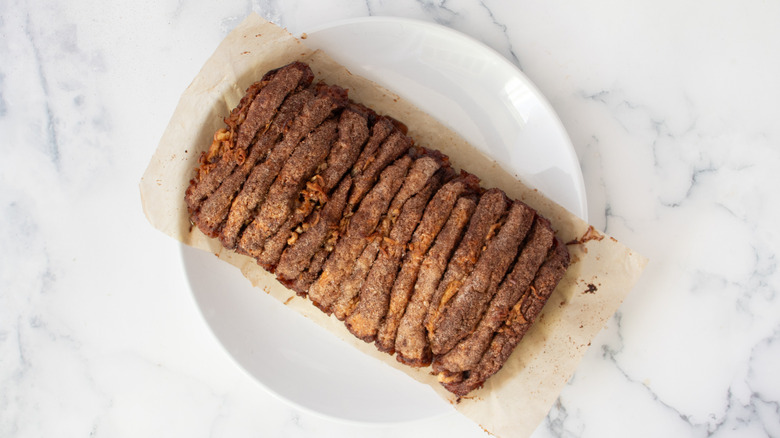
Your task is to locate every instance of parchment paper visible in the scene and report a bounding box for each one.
[140,14,647,438]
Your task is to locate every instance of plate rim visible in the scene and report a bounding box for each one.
[180,244,457,426]
[303,16,588,221]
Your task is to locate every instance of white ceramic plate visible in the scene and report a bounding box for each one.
[183,17,587,424]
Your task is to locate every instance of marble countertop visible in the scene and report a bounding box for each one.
[2,0,779,437]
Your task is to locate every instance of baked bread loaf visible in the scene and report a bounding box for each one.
[185,61,570,396]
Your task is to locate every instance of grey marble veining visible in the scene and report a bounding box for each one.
[1,0,779,437]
